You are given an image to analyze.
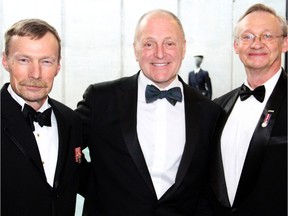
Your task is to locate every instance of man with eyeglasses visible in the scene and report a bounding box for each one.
[209,3,287,216]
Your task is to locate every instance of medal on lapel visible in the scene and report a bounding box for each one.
[261,110,274,128]
[74,147,82,164]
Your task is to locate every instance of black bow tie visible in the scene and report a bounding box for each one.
[239,84,266,102]
[22,104,52,131]
[145,85,182,106]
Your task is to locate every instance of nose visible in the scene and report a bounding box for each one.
[29,61,42,79]
[250,36,265,48]
[155,44,166,59]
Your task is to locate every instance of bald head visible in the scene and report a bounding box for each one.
[134,9,185,43]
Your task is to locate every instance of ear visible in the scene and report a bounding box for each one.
[182,40,186,59]
[2,52,10,71]
[133,42,139,62]
[282,36,288,53]
[55,62,61,76]
[234,40,239,54]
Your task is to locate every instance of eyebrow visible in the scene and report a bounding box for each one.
[143,36,175,41]
[13,53,57,61]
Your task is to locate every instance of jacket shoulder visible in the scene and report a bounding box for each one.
[49,98,81,121]
[214,87,240,106]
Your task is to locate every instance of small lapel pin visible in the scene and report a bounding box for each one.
[74,147,82,164]
[261,110,274,128]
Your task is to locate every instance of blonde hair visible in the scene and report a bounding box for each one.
[234,3,287,38]
[4,18,61,61]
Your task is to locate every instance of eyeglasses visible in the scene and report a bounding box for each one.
[237,33,284,44]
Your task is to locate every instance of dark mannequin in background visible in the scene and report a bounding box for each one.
[188,55,212,99]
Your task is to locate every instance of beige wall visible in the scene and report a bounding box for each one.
[0,0,286,108]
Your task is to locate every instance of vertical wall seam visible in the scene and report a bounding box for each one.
[61,0,66,103]
[231,0,235,90]
[0,0,3,85]
[177,0,181,18]
[120,0,124,77]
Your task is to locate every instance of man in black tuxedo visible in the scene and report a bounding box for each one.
[209,3,287,216]
[188,55,212,99]
[1,19,86,216]
[76,9,221,216]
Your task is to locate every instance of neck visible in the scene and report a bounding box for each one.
[246,66,281,89]
[25,99,47,111]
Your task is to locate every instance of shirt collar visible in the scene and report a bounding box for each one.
[244,68,282,103]
[139,70,182,90]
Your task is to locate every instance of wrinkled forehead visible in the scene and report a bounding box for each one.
[236,11,282,34]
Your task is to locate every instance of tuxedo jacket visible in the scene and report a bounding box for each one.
[76,72,221,216]
[1,83,86,216]
[210,70,287,216]
[188,69,212,99]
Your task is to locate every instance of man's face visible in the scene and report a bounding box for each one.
[234,11,287,72]
[2,32,60,108]
[134,13,186,89]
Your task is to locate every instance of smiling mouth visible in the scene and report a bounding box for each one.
[152,63,169,67]
[248,53,267,56]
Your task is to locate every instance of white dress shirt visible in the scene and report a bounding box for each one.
[8,85,59,187]
[137,72,186,199]
[221,69,281,205]
[194,68,200,73]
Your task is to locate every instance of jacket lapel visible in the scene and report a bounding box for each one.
[116,74,221,201]
[116,73,156,195]
[211,88,240,208]
[233,70,287,206]
[49,99,70,190]
[1,84,47,182]
[160,78,204,201]
[173,80,200,187]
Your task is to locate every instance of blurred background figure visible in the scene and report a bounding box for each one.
[188,55,212,99]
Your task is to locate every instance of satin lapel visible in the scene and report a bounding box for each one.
[175,82,199,185]
[211,88,240,208]
[49,99,70,190]
[116,73,155,195]
[233,70,287,207]
[1,84,46,181]
[160,78,203,200]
